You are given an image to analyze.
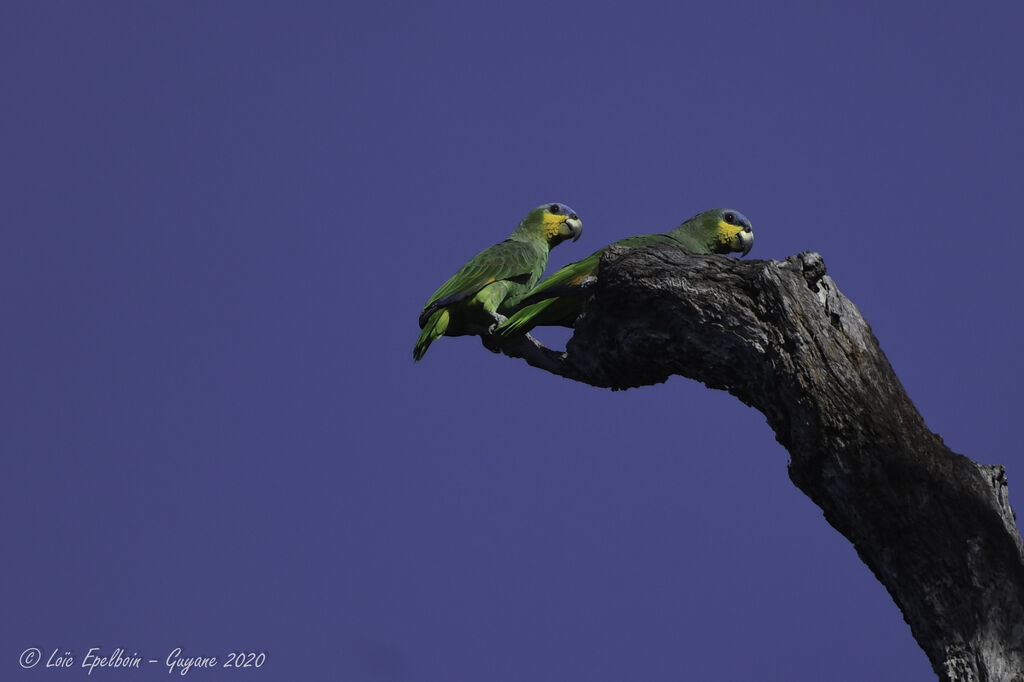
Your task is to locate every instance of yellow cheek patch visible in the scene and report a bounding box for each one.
[716,219,744,245]
[542,213,569,240]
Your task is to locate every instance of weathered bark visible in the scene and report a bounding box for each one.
[499,244,1024,681]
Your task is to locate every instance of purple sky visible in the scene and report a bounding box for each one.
[3,2,1022,680]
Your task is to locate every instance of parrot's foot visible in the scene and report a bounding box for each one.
[479,313,510,353]
[486,312,508,334]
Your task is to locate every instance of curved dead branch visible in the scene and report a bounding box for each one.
[499,244,1024,682]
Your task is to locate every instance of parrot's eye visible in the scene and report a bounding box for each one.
[549,204,561,214]
[724,212,736,224]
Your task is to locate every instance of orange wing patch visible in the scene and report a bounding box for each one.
[571,275,587,286]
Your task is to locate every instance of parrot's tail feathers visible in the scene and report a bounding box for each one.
[496,299,552,338]
[413,309,449,361]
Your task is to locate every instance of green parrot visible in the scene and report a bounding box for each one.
[495,208,753,337]
[414,202,583,361]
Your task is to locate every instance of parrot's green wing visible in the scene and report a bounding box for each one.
[414,240,545,362]
[418,240,541,328]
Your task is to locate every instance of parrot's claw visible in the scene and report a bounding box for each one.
[484,313,508,336]
[480,313,510,353]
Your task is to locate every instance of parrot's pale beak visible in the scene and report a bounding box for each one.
[736,227,753,257]
[565,216,583,242]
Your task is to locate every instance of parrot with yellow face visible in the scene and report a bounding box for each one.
[414,203,583,361]
[496,208,752,337]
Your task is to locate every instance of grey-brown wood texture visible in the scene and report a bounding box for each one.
[499,244,1024,682]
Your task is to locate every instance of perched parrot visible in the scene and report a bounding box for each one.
[496,208,753,337]
[413,202,583,361]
